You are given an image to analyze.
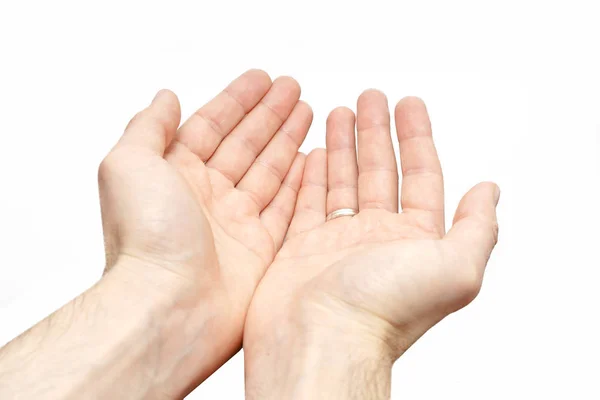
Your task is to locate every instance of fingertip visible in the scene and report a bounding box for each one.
[326,107,356,152]
[304,148,327,182]
[243,68,273,86]
[152,88,177,103]
[361,88,387,98]
[152,89,168,102]
[394,96,432,142]
[395,96,428,116]
[119,89,181,154]
[296,100,314,120]
[273,76,301,97]
[152,89,181,118]
[451,181,500,225]
[293,152,307,178]
[480,181,500,206]
[308,147,327,160]
[290,151,307,170]
[396,95,426,106]
[358,88,388,106]
[327,107,356,133]
[224,70,273,112]
[357,89,391,132]
[493,183,501,205]
[472,181,500,203]
[259,76,301,120]
[327,106,355,123]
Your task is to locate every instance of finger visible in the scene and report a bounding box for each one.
[445,182,500,274]
[395,96,445,234]
[237,101,312,211]
[287,149,327,238]
[326,106,358,215]
[176,69,272,161]
[260,153,306,250]
[206,76,301,184]
[118,90,181,155]
[356,89,399,212]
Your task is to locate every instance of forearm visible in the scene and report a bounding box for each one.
[245,322,394,400]
[0,258,237,399]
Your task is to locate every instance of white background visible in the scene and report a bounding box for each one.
[0,1,598,398]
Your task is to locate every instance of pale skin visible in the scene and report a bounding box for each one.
[0,70,312,398]
[0,72,499,399]
[244,91,499,399]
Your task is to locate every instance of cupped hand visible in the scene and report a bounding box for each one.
[98,70,311,387]
[245,91,500,383]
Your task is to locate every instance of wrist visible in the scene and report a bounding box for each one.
[246,331,393,400]
[0,255,241,400]
[107,256,242,397]
[245,301,395,400]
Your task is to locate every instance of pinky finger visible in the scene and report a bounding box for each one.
[261,153,306,250]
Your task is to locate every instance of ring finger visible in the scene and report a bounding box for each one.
[326,107,359,216]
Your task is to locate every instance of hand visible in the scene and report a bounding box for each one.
[244,91,500,398]
[99,70,311,395]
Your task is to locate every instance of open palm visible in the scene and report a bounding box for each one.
[99,71,312,387]
[245,91,500,366]
[163,70,311,314]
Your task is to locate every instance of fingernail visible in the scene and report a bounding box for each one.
[494,185,501,205]
[152,89,166,104]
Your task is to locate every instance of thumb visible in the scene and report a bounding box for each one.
[117,89,181,155]
[445,182,500,273]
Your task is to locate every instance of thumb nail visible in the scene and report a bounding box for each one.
[494,185,501,206]
[152,89,167,104]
